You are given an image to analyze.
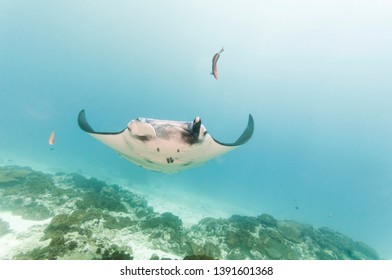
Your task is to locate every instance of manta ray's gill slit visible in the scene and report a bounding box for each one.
[144,158,154,164]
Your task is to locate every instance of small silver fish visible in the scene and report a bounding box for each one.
[211,47,224,79]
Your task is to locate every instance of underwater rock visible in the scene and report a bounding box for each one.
[70,174,106,192]
[99,244,133,260]
[263,237,299,260]
[183,254,215,260]
[149,254,160,260]
[0,165,380,260]
[307,226,380,260]
[0,167,55,220]
[15,233,69,260]
[121,191,149,209]
[104,215,135,230]
[185,239,222,260]
[34,210,135,260]
[0,218,11,237]
[258,213,278,228]
[226,229,255,251]
[229,215,259,231]
[76,191,127,212]
[194,217,228,233]
[0,166,31,185]
[226,248,247,260]
[139,212,188,256]
[23,171,55,195]
[352,241,379,260]
[44,208,135,240]
[0,168,56,201]
[15,204,52,221]
[44,213,84,238]
[189,214,379,260]
[277,221,303,243]
[141,212,183,231]
[185,217,228,259]
[69,175,128,213]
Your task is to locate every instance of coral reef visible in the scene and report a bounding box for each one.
[0,219,11,237]
[0,166,54,220]
[0,165,380,260]
[0,166,32,184]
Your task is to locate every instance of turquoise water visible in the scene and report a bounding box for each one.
[1,1,391,258]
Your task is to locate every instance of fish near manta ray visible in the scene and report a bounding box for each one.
[211,47,224,79]
[77,110,254,173]
[48,130,55,145]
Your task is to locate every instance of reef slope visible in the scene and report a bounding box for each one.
[0,166,379,260]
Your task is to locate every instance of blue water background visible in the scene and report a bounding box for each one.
[1,1,391,258]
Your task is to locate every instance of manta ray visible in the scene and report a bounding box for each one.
[78,110,254,173]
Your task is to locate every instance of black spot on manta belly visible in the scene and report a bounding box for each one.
[166,157,174,163]
[157,147,160,152]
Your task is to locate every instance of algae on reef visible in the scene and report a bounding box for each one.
[0,165,380,260]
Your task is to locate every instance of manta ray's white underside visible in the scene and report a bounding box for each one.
[78,110,254,173]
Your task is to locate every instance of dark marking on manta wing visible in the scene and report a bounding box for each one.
[180,129,199,145]
[180,120,201,144]
[134,135,152,142]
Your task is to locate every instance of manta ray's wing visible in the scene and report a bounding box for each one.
[77,109,129,153]
[189,114,254,163]
[78,110,254,173]
[211,114,254,147]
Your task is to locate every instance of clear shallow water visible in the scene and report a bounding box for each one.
[1,0,391,258]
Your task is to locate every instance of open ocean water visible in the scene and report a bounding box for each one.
[0,0,391,259]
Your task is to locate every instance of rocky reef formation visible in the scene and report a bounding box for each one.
[187,215,378,260]
[0,219,11,237]
[0,165,379,260]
